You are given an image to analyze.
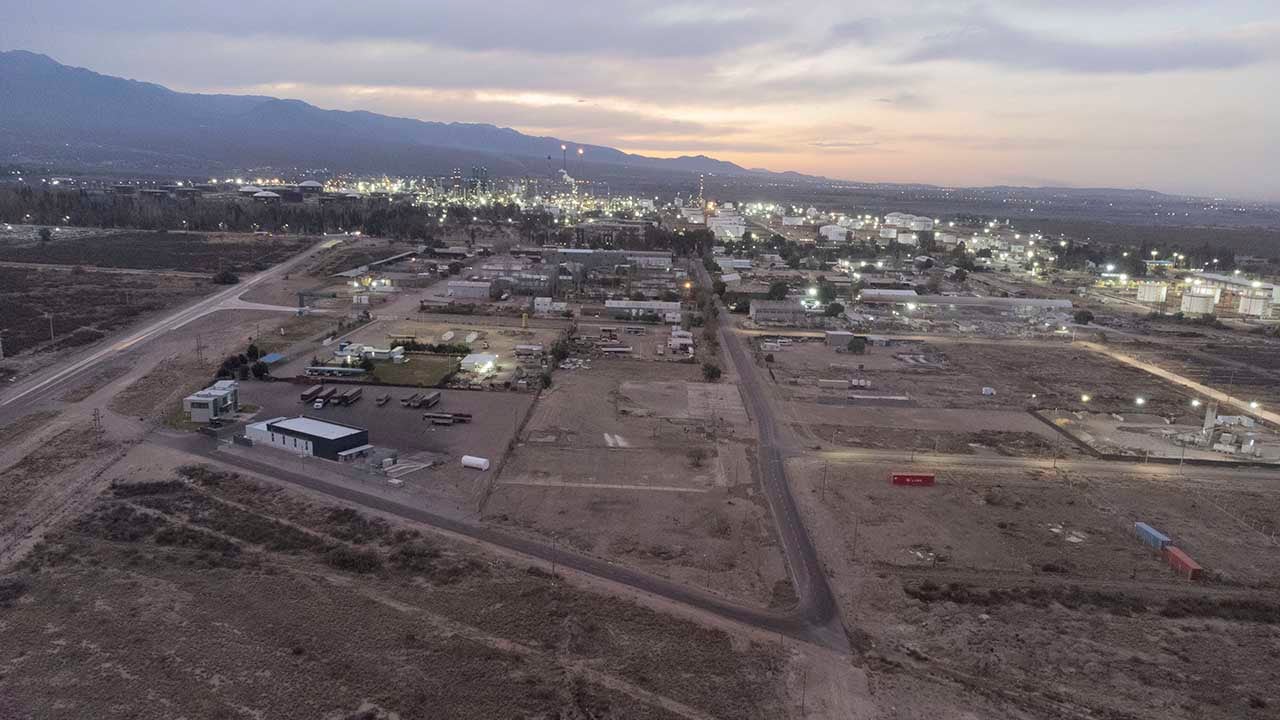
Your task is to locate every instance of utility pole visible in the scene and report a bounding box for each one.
[46,313,54,342]
[0,329,6,360]
[195,334,205,366]
[821,461,828,501]
[92,408,103,435]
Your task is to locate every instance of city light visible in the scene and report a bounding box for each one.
[1191,399,1202,408]
[1250,401,1260,409]
[1135,397,1146,406]
[1080,394,1091,403]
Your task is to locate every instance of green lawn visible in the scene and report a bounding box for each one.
[371,356,458,387]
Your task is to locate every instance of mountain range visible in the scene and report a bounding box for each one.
[0,50,803,182]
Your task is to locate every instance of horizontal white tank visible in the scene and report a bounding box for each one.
[461,455,491,471]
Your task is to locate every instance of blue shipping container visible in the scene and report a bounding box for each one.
[1134,522,1171,549]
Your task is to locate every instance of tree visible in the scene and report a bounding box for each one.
[37,227,52,243]
[976,248,993,259]
[359,357,376,372]
[447,261,463,276]
[847,337,867,354]
[953,268,968,284]
[212,269,240,285]
[250,361,269,379]
[246,344,261,361]
[712,280,727,296]
[702,363,722,382]
[1073,309,1095,325]
[237,364,250,381]
[824,302,845,317]
[766,282,789,301]
[540,371,553,388]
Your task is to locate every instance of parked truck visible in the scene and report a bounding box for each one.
[338,387,363,406]
[301,385,324,403]
[316,387,339,404]
[400,393,420,408]
[419,390,442,409]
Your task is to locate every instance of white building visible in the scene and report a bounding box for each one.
[605,299,682,322]
[245,416,370,461]
[749,300,809,325]
[819,225,848,242]
[183,380,239,423]
[447,280,492,300]
[461,353,499,373]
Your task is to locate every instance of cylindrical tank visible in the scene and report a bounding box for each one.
[1137,283,1168,303]
[1238,295,1270,317]
[1181,293,1217,316]
[461,455,491,471]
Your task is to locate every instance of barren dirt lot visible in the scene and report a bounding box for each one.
[483,361,791,606]
[0,265,214,355]
[0,465,785,719]
[789,456,1280,718]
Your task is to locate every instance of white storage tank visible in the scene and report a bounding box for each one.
[1181,292,1217,316]
[1137,282,1168,303]
[461,455,491,471]
[1238,295,1271,317]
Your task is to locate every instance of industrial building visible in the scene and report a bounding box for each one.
[858,291,1073,310]
[461,353,499,373]
[604,299,682,322]
[572,218,654,247]
[182,380,239,423]
[447,280,492,300]
[749,300,809,325]
[245,416,370,461]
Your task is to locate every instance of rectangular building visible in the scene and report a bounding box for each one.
[749,300,809,325]
[183,380,239,423]
[246,416,369,460]
[447,280,492,300]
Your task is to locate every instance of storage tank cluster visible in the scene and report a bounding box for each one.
[1134,522,1202,580]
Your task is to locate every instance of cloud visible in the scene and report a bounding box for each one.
[2,0,772,59]
[809,140,882,150]
[875,91,931,109]
[903,14,1272,73]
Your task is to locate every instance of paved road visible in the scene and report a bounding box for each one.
[0,244,323,411]
[698,263,849,650]
[155,432,835,646]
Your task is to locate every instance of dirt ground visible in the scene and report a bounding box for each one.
[0,464,786,720]
[482,360,791,606]
[788,455,1280,718]
[0,265,215,356]
[766,338,1193,416]
[0,230,313,274]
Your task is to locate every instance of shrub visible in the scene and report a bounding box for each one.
[324,546,384,574]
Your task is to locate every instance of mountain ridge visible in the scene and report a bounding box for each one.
[0,49,800,180]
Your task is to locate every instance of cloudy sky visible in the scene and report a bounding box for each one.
[4,1,1278,199]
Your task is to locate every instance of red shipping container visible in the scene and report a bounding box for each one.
[1163,546,1202,580]
[891,473,935,487]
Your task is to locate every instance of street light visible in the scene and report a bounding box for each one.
[1080,394,1091,403]
[1135,397,1146,406]
[1250,401,1260,409]
[1191,399,1201,408]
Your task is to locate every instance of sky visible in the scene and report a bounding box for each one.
[3,0,1279,199]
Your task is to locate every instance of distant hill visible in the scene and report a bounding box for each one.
[0,50,804,180]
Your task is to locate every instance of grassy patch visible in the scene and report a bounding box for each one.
[371,356,458,387]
